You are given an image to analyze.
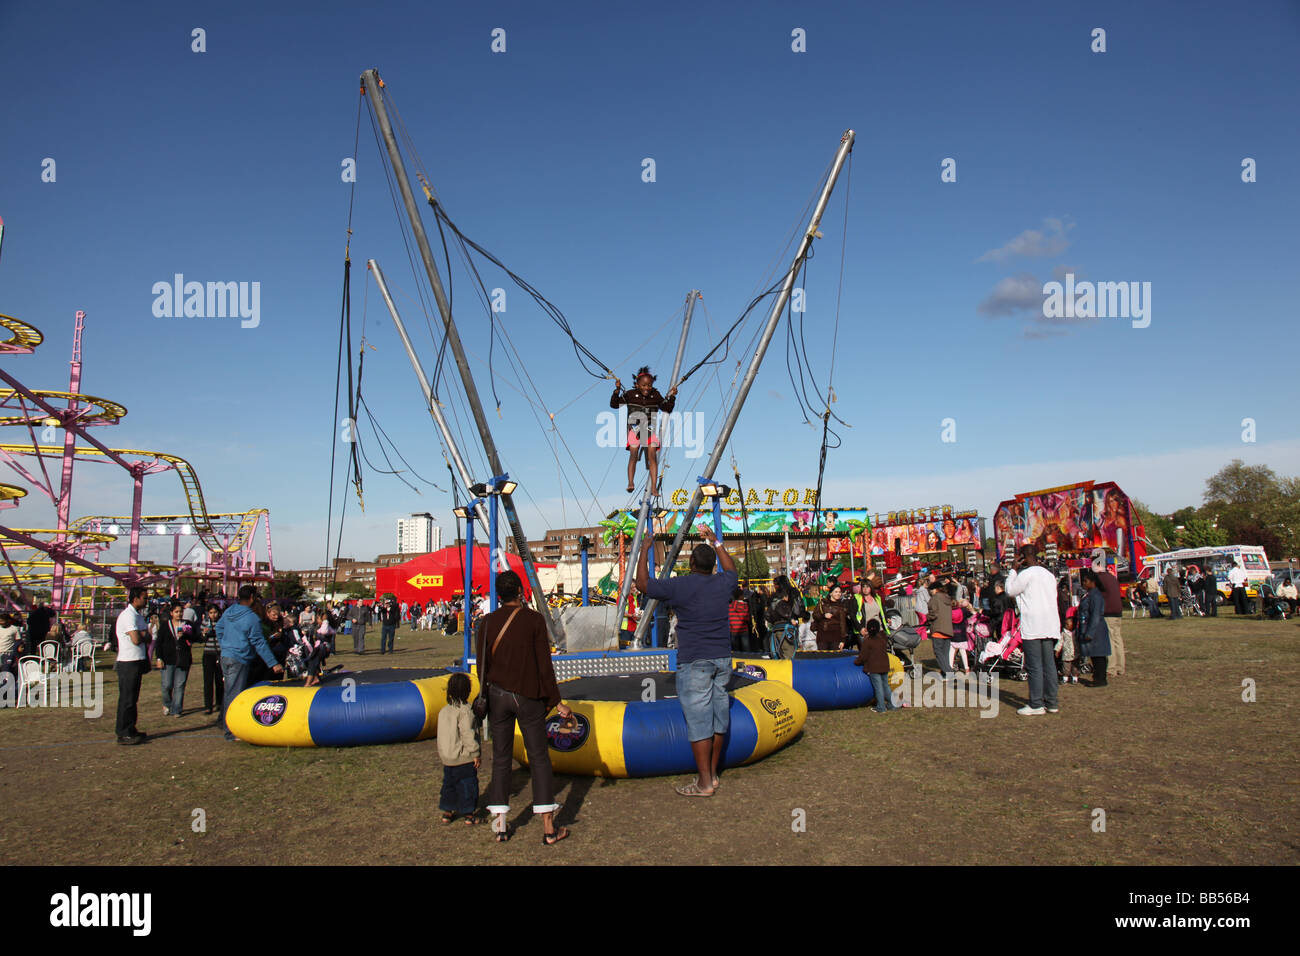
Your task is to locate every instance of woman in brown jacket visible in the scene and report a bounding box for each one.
[810,584,857,651]
[854,619,898,712]
[477,570,574,845]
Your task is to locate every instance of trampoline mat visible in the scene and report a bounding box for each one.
[793,650,856,660]
[558,670,759,702]
[263,667,452,687]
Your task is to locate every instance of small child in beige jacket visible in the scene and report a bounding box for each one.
[437,672,481,824]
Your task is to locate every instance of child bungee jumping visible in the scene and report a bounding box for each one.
[610,366,677,495]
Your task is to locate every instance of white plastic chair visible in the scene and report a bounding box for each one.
[38,640,60,674]
[16,656,44,707]
[70,638,96,674]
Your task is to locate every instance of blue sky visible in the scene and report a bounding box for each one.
[2,0,1298,571]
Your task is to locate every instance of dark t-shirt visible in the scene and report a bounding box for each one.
[647,568,737,664]
[28,606,54,640]
[1097,571,1122,617]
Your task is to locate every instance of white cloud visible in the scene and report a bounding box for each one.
[977,273,1042,317]
[976,217,1074,264]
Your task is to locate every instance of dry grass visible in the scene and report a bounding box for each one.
[1,615,1296,865]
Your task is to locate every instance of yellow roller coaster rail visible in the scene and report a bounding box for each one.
[0,483,27,502]
[0,443,227,553]
[0,527,117,548]
[0,388,128,426]
[5,559,176,583]
[0,313,43,354]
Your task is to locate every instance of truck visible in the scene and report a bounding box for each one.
[1138,544,1271,606]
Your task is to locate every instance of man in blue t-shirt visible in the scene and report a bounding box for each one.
[635,523,737,797]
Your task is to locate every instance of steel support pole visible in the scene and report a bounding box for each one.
[581,546,589,606]
[128,471,144,567]
[369,259,502,569]
[647,525,659,647]
[462,503,478,666]
[634,129,855,645]
[489,492,499,612]
[653,290,698,480]
[361,70,556,642]
[613,497,650,641]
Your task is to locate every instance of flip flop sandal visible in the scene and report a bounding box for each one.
[675,778,715,797]
[541,826,570,846]
[441,812,456,825]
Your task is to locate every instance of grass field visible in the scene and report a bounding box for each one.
[1,614,1296,865]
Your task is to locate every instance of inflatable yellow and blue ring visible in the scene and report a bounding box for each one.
[732,650,889,710]
[513,670,807,778]
[226,667,478,747]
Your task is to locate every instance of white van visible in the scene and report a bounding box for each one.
[1139,545,1271,603]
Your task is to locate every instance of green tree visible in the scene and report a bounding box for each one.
[1130,497,1176,551]
[1202,459,1293,553]
[736,550,770,583]
[273,572,307,605]
[335,581,373,600]
[1176,517,1227,549]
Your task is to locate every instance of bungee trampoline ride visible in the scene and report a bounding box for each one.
[226,668,478,748]
[515,671,807,778]
[266,70,860,775]
[226,664,807,782]
[732,650,907,710]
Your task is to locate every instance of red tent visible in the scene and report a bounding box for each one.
[374,546,536,605]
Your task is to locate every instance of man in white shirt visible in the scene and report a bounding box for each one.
[114,586,151,744]
[1227,561,1249,615]
[1004,545,1061,716]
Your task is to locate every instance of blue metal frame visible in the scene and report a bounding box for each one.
[461,496,485,667]
[487,472,509,614]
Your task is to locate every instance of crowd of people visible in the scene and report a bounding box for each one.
[710,545,1138,717]
[7,536,1286,850]
[94,587,482,743]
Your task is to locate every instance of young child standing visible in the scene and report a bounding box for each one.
[854,619,898,713]
[949,605,972,674]
[437,672,481,825]
[1059,607,1080,683]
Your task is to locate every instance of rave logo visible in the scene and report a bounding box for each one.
[546,712,590,752]
[760,696,783,716]
[735,662,767,681]
[252,695,287,726]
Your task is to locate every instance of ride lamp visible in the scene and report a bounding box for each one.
[699,482,731,499]
[497,479,518,496]
[578,535,590,550]
[452,505,471,520]
[655,509,671,521]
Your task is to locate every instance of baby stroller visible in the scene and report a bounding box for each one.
[286,630,331,684]
[977,609,1026,681]
[888,623,924,669]
[1257,581,1289,620]
[1180,583,1205,617]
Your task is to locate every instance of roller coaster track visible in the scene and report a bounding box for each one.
[0,313,42,354]
[0,443,228,553]
[4,558,176,583]
[0,388,128,426]
[0,527,116,548]
[68,510,268,554]
[0,483,26,502]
